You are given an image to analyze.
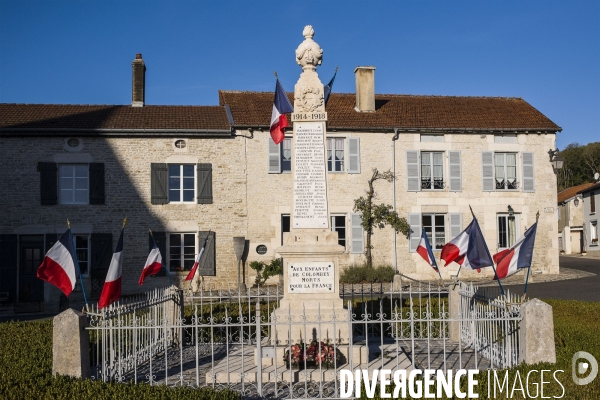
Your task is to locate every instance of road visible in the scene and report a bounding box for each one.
[503,255,600,302]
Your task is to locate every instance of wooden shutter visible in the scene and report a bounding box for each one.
[197,163,213,204]
[448,151,462,192]
[591,191,596,213]
[268,137,281,173]
[449,213,462,240]
[149,232,167,277]
[0,235,18,302]
[522,152,535,192]
[408,213,421,253]
[150,163,168,204]
[89,163,105,205]
[347,137,361,174]
[350,213,364,254]
[406,151,420,192]
[482,151,495,192]
[198,231,216,276]
[39,162,57,205]
[90,233,112,292]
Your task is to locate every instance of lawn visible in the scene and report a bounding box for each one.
[0,299,599,399]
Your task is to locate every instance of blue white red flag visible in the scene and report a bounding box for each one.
[416,228,439,272]
[270,79,293,145]
[185,232,211,281]
[493,221,538,280]
[138,235,163,285]
[99,228,124,308]
[323,69,337,106]
[36,229,78,297]
[440,217,494,271]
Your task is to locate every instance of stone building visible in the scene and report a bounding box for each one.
[0,54,562,312]
[557,182,594,254]
[577,182,600,253]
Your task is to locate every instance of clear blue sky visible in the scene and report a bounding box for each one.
[1,1,598,148]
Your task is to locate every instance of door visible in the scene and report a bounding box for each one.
[19,235,45,302]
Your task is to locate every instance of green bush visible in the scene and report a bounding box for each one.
[249,258,283,286]
[340,264,396,283]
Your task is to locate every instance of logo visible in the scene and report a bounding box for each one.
[572,351,598,385]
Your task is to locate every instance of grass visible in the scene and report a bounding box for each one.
[0,299,599,399]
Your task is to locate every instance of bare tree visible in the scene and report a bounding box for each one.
[353,168,410,266]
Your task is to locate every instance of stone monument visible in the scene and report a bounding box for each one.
[271,26,348,346]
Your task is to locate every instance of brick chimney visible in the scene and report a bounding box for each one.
[131,54,145,107]
[354,66,375,112]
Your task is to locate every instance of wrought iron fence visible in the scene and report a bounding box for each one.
[85,281,522,398]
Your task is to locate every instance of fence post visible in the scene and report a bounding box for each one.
[448,284,460,342]
[52,308,90,378]
[518,298,556,364]
[256,301,263,396]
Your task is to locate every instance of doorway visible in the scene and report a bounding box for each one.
[19,235,45,302]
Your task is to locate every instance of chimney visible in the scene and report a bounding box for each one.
[131,53,145,107]
[354,66,376,112]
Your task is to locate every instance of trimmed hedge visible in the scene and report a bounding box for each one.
[339,264,396,284]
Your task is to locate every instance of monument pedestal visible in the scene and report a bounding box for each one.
[271,229,349,345]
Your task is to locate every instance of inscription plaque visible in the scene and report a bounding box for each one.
[293,122,328,228]
[288,262,334,294]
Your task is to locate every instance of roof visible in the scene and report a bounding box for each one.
[557,183,596,203]
[577,182,600,195]
[0,104,231,136]
[219,91,562,132]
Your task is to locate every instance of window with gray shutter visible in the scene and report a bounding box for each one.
[350,213,364,254]
[448,151,462,192]
[89,163,105,205]
[347,137,361,174]
[522,152,535,192]
[151,163,168,204]
[449,213,462,240]
[408,213,421,252]
[149,232,167,277]
[196,163,213,204]
[406,151,420,192]
[198,231,216,276]
[90,233,113,292]
[482,152,495,192]
[0,234,18,302]
[39,162,57,205]
[268,137,281,173]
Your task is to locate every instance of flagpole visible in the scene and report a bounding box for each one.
[523,211,540,297]
[68,219,89,306]
[149,229,174,286]
[470,205,505,296]
[188,231,212,291]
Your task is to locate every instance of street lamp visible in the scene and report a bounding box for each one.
[548,149,564,174]
[233,237,247,292]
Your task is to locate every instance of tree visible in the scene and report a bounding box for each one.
[353,168,410,266]
[557,142,600,191]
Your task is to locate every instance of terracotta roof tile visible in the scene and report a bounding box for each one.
[557,182,596,203]
[219,91,561,132]
[577,182,600,195]
[0,104,230,132]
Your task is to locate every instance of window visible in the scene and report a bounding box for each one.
[168,164,196,203]
[327,138,345,172]
[74,235,89,276]
[331,215,346,248]
[281,214,290,245]
[591,191,596,213]
[169,233,196,271]
[422,214,446,250]
[59,165,89,204]
[281,138,292,172]
[497,214,520,249]
[494,153,518,190]
[421,152,444,190]
[591,221,598,245]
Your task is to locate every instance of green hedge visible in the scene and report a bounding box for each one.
[340,264,396,284]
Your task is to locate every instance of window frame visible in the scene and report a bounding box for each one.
[168,232,198,273]
[591,220,598,246]
[168,164,197,204]
[494,153,519,191]
[73,234,90,277]
[59,164,89,205]
[326,137,346,173]
[422,213,446,251]
[281,137,292,173]
[330,214,347,249]
[281,214,290,245]
[420,151,445,190]
[497,213,521,250]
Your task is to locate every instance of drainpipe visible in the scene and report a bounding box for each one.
[392,128,400,273]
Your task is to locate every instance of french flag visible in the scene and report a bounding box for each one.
[416,228,439,272]
[440,216,494,271]
[138,235,163,285]
[98,228,124,309]
[270,78,294,145]
[493,221,538,280]
[36,229,78,297]
[185,232,211,281]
